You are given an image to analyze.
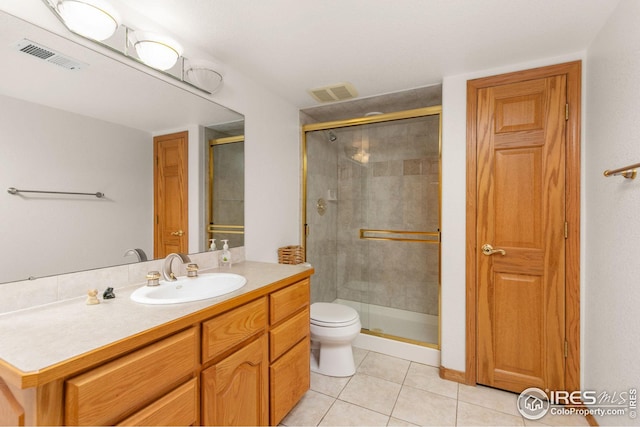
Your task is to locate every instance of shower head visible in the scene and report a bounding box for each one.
[327,131,337,142]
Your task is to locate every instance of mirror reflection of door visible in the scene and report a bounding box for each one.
[208,136,245,249]
[154,131,189,258]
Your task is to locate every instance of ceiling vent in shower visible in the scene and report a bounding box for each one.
[13,38,88,70]
[308,82,358,103]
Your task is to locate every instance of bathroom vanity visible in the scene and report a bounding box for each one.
[0,261,312,426]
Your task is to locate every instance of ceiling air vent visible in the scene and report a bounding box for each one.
[308,82,358,103]
[13,38,87,70]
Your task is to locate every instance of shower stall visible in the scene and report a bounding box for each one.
[303,106,441,349]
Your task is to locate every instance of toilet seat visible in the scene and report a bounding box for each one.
[310,302,359,328]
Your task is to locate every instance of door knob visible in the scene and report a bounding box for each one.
[482,244,506,256]
[171,230,184,237]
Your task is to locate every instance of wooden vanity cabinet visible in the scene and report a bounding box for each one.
[201,279,310,427]
[268,279,310,425]
[0,273,312,427]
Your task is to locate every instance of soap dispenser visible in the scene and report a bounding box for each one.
[219,239,232,268]
[209,239,216,251]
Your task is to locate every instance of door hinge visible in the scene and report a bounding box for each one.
[565,103,569,121]
[305,224,310,236]
[564,340,568,358]
[564,221,568,239]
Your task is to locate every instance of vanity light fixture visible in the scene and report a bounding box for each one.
[41,0,223,93]
[129,31,183,71]
[56,0,120,41]
[185,61,224,93]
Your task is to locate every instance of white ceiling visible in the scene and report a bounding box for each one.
[110,0,620,108]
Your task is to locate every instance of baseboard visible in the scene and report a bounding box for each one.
[439,366,466,384]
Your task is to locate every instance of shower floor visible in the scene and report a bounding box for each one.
[334,298,438,345]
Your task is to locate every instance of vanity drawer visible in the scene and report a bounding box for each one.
[269,337,310,425]
[65,327,198,426]
[269,305,309,362]
[116,378,198,426]
[202,297,267,363]
[269,278,309,325]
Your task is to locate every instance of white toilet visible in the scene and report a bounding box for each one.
[310,302,361,377]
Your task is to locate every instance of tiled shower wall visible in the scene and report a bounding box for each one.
[306,130,339,304]
[336,116,440,316]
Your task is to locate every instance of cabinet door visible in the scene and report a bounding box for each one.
[201,335,268,426]
[269,338,310,425]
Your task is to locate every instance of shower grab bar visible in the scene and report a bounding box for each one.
[603,162,640,179]
[359,228,440,243]
[208,224,245,235]
[7,187,105,198]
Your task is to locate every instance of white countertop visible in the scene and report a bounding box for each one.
[0,261,312,375]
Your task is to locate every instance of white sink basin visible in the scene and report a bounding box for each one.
[130,273,247,305]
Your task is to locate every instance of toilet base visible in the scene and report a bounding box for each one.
[310,341,356,377]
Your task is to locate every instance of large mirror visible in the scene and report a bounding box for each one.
[0,10,244,284]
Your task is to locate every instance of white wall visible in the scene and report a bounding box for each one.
[585,1,640,425]
[440,52,585,372]
[0,94,152,282]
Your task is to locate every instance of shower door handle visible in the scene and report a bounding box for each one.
[481,244,506,256]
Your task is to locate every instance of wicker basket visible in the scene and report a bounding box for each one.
[278,245,305,265]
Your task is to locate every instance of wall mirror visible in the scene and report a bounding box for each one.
[0,10,244,284]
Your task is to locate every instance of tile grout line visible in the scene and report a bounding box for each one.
[388,361,417,426]
[317,396,338,427]
[454,381,460,426]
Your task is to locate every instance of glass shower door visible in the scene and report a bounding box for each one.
[342,115,440,346]
[304,108,441,347]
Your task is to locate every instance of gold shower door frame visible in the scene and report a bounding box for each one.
[208,135,245,246]
[301,106,443,349]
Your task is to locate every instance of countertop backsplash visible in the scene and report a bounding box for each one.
[0,247,245,315]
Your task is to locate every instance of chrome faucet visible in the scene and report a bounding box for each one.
[123,248,148,262]
[162,253,191,281]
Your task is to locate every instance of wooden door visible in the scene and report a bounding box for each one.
[154,131,188,258]
[201,335,269,426]
[475,75,567,393]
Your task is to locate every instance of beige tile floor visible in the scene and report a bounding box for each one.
[281,347,591,426]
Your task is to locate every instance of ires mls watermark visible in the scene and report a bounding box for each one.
[517,387,637,420]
